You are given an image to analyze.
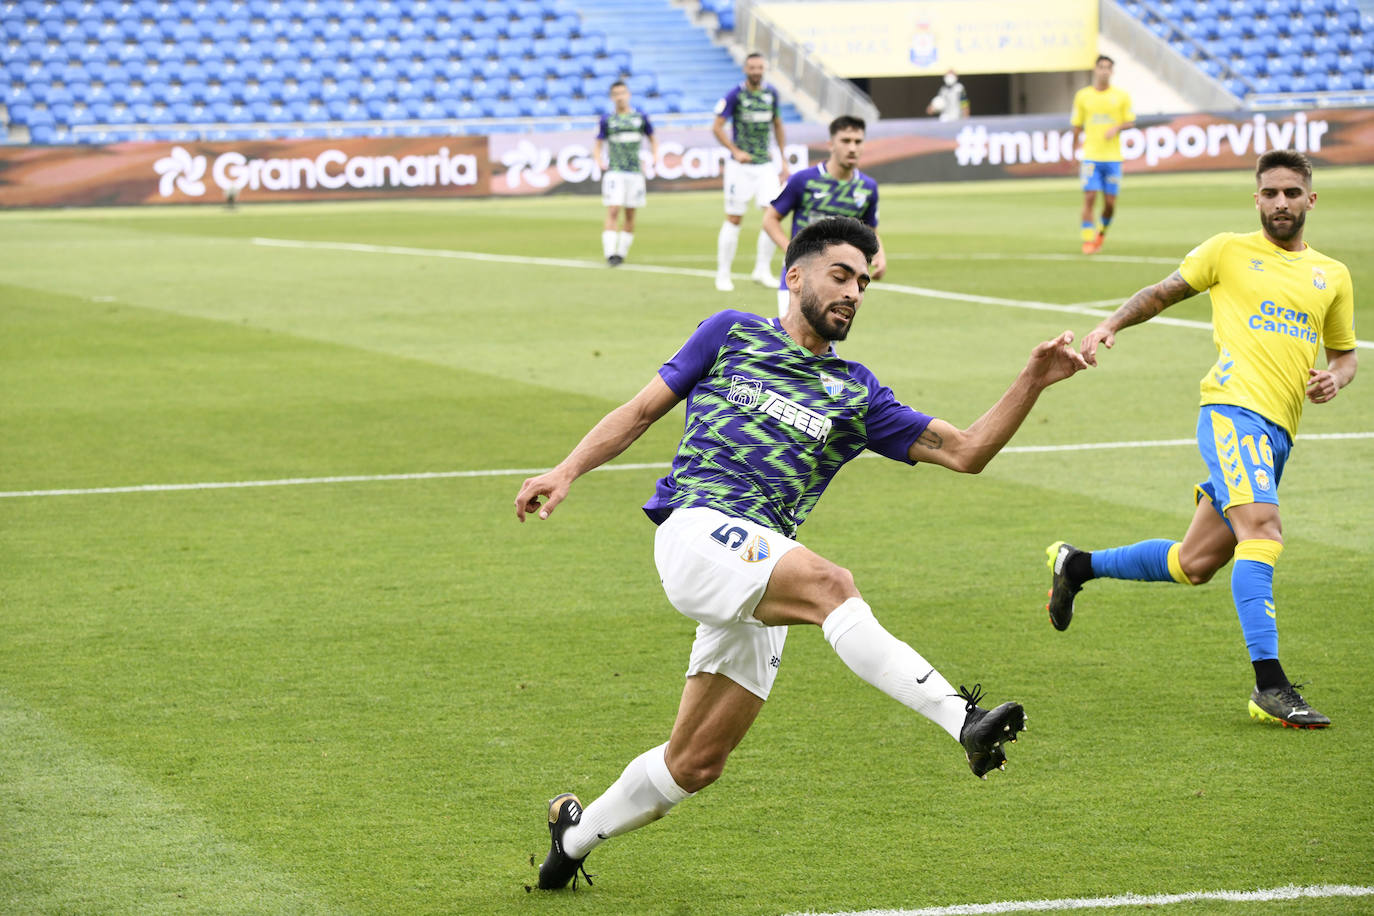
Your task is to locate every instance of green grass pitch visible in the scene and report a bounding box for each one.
[2,168,1372,916]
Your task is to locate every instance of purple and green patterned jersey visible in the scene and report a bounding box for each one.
[597,108,653,173]
[714,82,781,164]
[643,310,933,536]
[768,162,879,288]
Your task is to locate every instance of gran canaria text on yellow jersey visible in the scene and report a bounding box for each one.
[1179,230,1357,438]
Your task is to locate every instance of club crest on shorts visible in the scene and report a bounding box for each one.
[741,534,770,562]
[820,373,844,397]
[1255,468,1271,492]
[727,375,763,408]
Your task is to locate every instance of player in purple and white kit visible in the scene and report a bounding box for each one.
[763,115,886,317]
[517,217,1089,890]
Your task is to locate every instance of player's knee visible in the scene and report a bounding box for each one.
[1183,565,1215,586]
[809,559,857,607]
[667,745,729,792]
[1179,550,1227,585]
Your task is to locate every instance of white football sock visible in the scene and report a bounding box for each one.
[754,230,777,274]
[602,230,616,259]
[616,232,633,258]
[822,598,967,740]
[717,221,740,278]
[562,743,692,859]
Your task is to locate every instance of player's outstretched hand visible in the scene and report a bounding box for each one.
[1306,367,1341,404]
[1080,326,1116,366]
[514,469,572,522]
[871,251,887,281]
[1026,330,1090,388]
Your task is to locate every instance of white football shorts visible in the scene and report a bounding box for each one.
[723,160,780,216]
[653,505,801,700]
[602,170,647,208]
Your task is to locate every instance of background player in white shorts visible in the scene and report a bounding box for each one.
[594,80,659,267]
[517,216,1090,890]
[711,53,789,292]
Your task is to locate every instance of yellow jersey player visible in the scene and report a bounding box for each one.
[1070,55,1134,254]
[1045,150,1358,729]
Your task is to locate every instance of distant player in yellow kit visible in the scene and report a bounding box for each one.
[1044,150,1358,728]
[1071,55,1134,254]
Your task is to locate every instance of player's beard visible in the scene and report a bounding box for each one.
[800,285,854,341]
[1261,207,1305,243]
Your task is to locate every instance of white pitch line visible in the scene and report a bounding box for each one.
[783,883,1374,916]
[886,252,1182,265]
[248,238,1374,350]
[251,236,720,279]
[3,434,1370,500]
[1065,298,1126,308]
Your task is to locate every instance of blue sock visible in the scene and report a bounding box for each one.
[1090,539,1178,582]
[1101,216,1112,231]
[1233,540,1282,661]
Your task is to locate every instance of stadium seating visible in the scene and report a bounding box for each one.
[1119,0,1374,101]
[0,0,798,144]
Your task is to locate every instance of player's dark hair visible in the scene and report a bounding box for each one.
[829,115,865,136]
[745,52,764,62]
[1256,149,1312,185]
[609,80,627,92]
[784,217,879,270]
[1096,54,1114,66]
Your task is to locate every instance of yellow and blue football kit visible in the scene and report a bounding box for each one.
[1071,85,1133,240]
[1085,229,1357,666]
[1071,86,1133,164]
[1180,229,1356,442]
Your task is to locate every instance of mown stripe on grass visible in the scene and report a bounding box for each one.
[784,883,1374,915]
[0,690,341,915]
[248,238,1374,351]
[2,433,1371,499]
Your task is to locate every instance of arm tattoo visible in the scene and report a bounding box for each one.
[1108,271,1198,331]
[916,428,944,451]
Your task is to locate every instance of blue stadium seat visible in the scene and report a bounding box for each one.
[514,57,550,80]
[469,79,500,100]
[488,98,520,118]
[570,32,604,56]
[499,35,535,57]
[469,19,500,41]
[545,12,579,37]
[30,123,58,143]
[503,17,538,40]
[553,57,586,79]
[478,57,513,79]
[534,34,570,57]
[625,72,656,94]
[588,56,621,78]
